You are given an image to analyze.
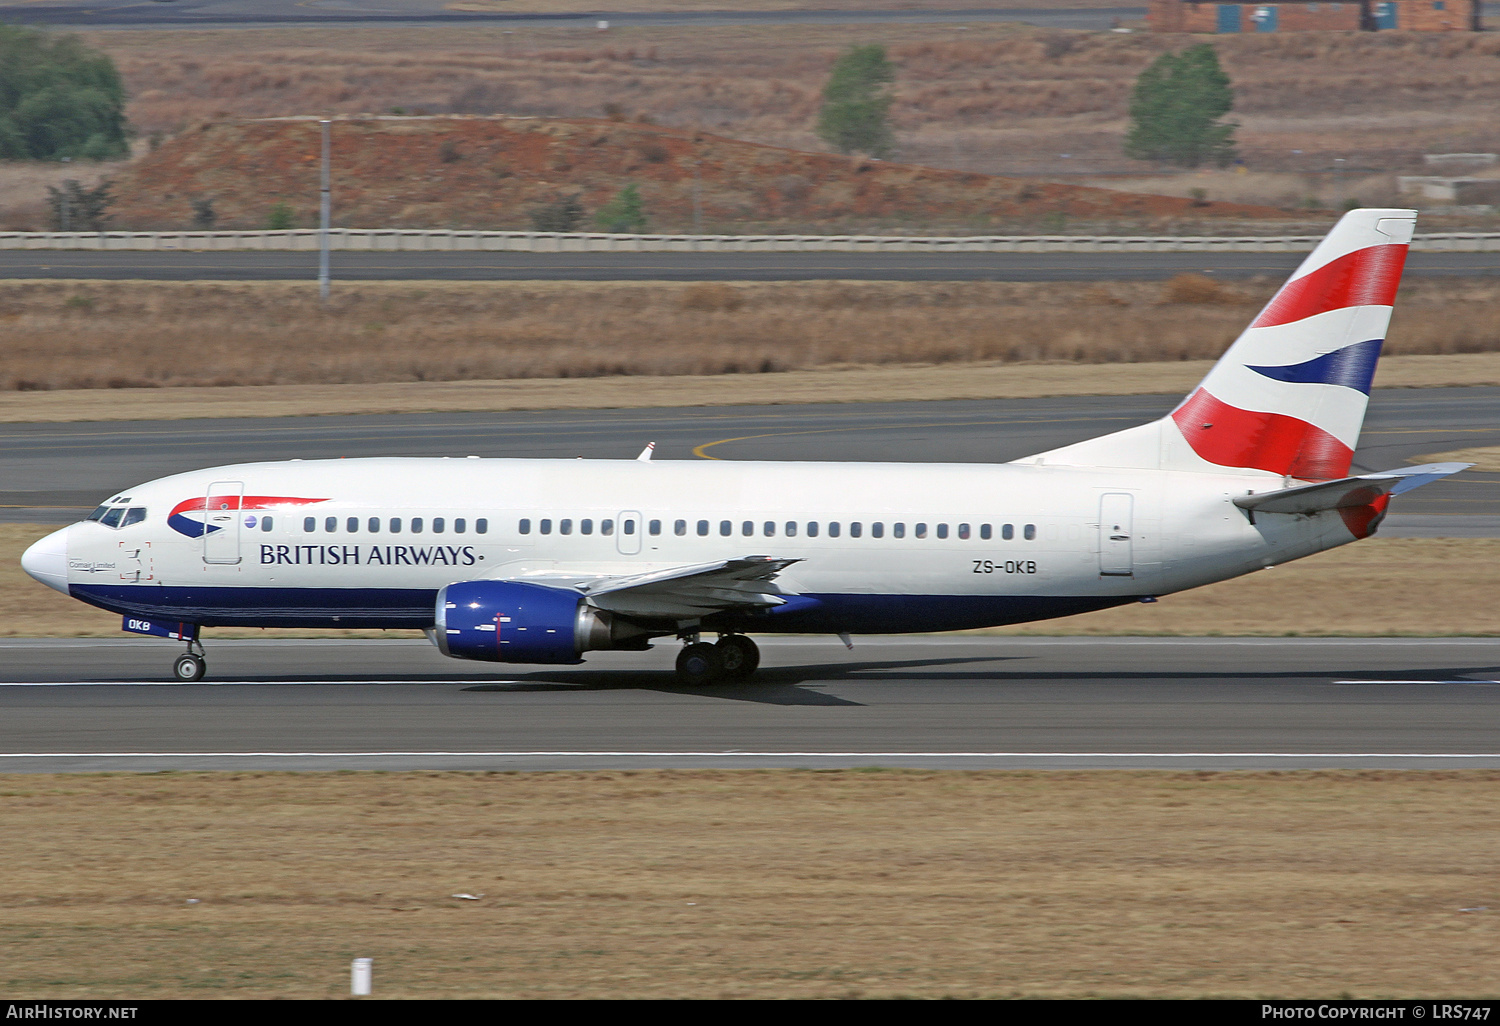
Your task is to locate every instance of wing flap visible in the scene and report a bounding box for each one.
[490,555,803,620]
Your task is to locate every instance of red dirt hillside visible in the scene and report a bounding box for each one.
[108,115,1294,234]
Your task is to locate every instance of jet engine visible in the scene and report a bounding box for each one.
[432,580,649,664]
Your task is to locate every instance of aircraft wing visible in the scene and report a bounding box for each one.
[1233,462,1472,515]
[496,556,803,619]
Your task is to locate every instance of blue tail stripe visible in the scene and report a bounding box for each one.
[1247,337,1383,395]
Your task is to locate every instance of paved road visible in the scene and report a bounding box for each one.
[3,389,1497,521]
[0,2,1147,31]
[3,637,1499,771]
[4,250,1497,283]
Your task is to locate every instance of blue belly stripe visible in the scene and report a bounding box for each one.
[72,584,1139,634]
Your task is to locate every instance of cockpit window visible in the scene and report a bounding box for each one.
[88,505,147,529]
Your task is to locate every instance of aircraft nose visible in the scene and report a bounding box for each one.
[21,526,70,595]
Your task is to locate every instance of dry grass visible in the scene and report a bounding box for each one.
[4,525,1497,639]
[67,22,1500,190]
[1422,447,1500,474]
[4,351,1500,425]
[0,277,1496,393]
[3,769,1500,998]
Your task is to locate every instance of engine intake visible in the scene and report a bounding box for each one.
[433,580,646,664]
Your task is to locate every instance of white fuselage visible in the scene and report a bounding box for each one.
[32,456,1361,637]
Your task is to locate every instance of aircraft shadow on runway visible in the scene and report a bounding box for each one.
[63,658,1500,699]
[460,656,1029,705]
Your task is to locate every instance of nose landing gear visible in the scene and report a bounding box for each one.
[674,633,760,683]
[173,639,207,683]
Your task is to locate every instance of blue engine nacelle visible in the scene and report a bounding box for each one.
[433,580,643,664]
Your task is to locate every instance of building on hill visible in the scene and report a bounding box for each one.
[1147,0,1482,32]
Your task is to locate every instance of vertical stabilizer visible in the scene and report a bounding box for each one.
[1015,208,1415,479]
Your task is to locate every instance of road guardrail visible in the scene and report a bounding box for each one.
[1,229,1497,253]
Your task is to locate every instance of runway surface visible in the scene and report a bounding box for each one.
[5,249,1497,282]
[4,637,1500,772]
[3,388,1497,521]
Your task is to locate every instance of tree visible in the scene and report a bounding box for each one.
[0,24,128,161]
[1124,44,1237,169]
[46,178,110,231]
[816,44,895,159]
[594,184,646,234]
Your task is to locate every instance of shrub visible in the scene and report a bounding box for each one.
[595,183,647,233]
[0,24,128,161]
[46,178,110,231]
[529,195,584,233]
[1159,273,1242,306]
[266,202,296,230]
[191,197,216,230]
[815,44,895,159]
[679,283,744,312]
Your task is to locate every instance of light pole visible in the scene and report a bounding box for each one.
[692,158,702,235]
[319,119,331,304]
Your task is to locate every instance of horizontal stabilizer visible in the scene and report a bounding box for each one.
[1232,462,1471,515]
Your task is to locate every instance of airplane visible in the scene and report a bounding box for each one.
[21,208,1469,684]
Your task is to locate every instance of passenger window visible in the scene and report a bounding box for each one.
[122,508,147,528]
[937,524,949,539]
[261,516,274,532]
[980,524,992,540]
[304,517,316,532]
[540,519,552,535]
[390,518,402,534]
[719,520,732,537]
[648,520,660,536]
[325,517,337,533]
[624,520,635,535]
[958,523,970,540]
[1002,524,1014,540]
[764,521,775,537]
[601,519,614,536]
[476,519,487,535]
[742,521,753,537]
[697,520,709,536]
[829,522,841,538]
[807,522,819,538]
[368,517,380,534]
[434,518,446,534]
[412,517,424,534]
[560,519,573,535]
[346,517,359,533]
[871,523,883,538]
[915,523,927,538]
[518,518,531,535]
[785,521,797,538]
[581,519,593,535]
[675,520,687,536]
[455,518,466,534]
[100,507,124,529]
[893,523,905,538]
[849,522,861,538]
[1025,524,1037,540]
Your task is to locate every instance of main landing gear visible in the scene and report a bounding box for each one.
[172,639,207,683]
[675,633,760,684]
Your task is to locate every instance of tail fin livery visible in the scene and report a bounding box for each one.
[1017,208,1416,480]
